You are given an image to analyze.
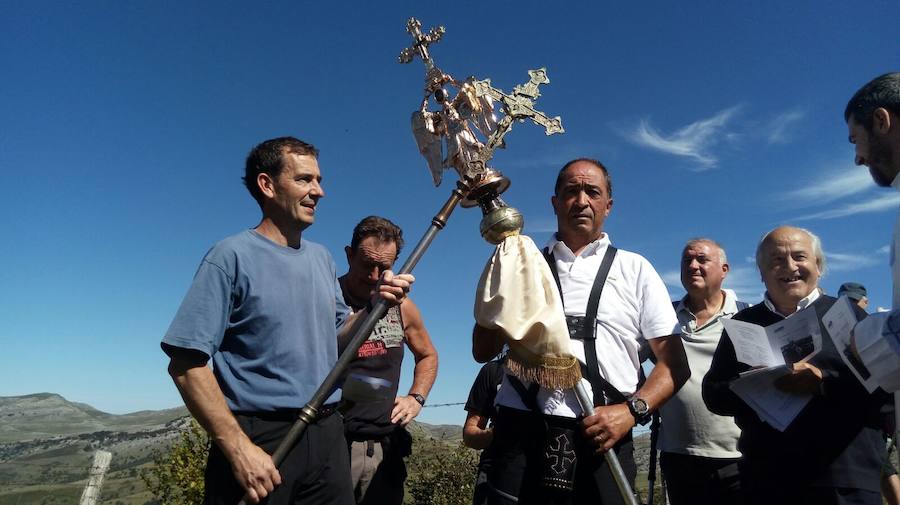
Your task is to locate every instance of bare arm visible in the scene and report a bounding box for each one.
[167,350,280,504]
[463,412,493,450]
[634,333,690,411]
[392,299,439,425]
[582,334,689,453]
[472,324,505,363]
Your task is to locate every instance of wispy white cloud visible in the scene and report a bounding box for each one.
[825,251,880,272]
[782,169,874,205]
[723,266,764,303]
[524,217,559,234]
[766,110,805,145]
[660,269,687,302]
[660,270,682,289]
[878,245,891,255]
[627,106,740,170]
[795,192,900,220]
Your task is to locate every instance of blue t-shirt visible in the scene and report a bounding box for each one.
[162,229,350,411]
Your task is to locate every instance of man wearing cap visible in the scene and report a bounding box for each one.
[338,215,438,505]
[839,282,869,311]
[704,226,888,505]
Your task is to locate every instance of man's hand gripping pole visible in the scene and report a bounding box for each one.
[574,382,640,505]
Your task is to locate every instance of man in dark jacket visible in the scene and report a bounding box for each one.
[703,225,889,505]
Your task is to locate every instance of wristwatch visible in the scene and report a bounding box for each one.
[410,393,426,406]
[627,396,651,425]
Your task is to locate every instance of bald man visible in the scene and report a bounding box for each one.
[703,226,889,505]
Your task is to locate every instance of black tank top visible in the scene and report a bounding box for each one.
[341,298,406,439]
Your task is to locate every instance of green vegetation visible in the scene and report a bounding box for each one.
[406,434,479,505]
[140,420,207,505]
[134,420,479,505]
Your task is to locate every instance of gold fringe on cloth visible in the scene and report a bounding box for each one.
[474,234,582,389]
[506,346,582,389]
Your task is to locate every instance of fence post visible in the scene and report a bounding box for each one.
[79,450,112,505]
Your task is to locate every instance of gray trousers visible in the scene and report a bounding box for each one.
[348,433,408,505]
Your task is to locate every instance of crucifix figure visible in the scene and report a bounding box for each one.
[401,18,563,189]
[473,68,565,152]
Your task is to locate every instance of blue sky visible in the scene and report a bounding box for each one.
[1,1,898,425]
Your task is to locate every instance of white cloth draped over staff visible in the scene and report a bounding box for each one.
[474,234,581,389]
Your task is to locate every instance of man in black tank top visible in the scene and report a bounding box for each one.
[338,216,439,505]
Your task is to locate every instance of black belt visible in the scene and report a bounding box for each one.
[496,406,580,430]
[235,402,340,422]
[495,406,633,444]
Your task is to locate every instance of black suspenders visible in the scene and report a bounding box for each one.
[543,245,625,407]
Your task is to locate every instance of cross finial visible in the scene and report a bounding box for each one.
[472,68,564,152]
[398,17,445,70]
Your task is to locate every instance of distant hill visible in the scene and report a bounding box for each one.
[0,393,465,504]
[0,394,192,504]
[0,393,189,443]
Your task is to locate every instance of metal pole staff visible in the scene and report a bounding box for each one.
[574,382,640,505]
[237,186,465,505]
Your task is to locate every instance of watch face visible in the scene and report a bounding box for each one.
[631,398,649,415]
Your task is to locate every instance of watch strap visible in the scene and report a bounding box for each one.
[628,397,651,425]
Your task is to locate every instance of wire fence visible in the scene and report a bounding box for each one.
[422,401,466,408]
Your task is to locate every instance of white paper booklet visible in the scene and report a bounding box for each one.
[721,305,822,368]
[729,365,812,432]
[722,304,823,431]
[822,295,878,393]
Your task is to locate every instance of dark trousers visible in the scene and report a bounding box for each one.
[659,452,741,505]
[205,411,353,505]
[740,460,880,505]
[473,466,490,505]
[743,486,879,505]
[473,450,496,505]
[485,407,637,505]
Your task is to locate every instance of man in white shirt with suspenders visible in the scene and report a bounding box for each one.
[473,158,689,505]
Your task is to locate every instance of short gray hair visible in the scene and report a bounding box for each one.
[755,226,827,276]
[684,238,727,264]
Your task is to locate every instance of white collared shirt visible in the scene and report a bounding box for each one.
[762,289,821,318]
[495,233,678,417]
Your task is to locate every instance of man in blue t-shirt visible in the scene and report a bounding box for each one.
[161,137,415,505]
